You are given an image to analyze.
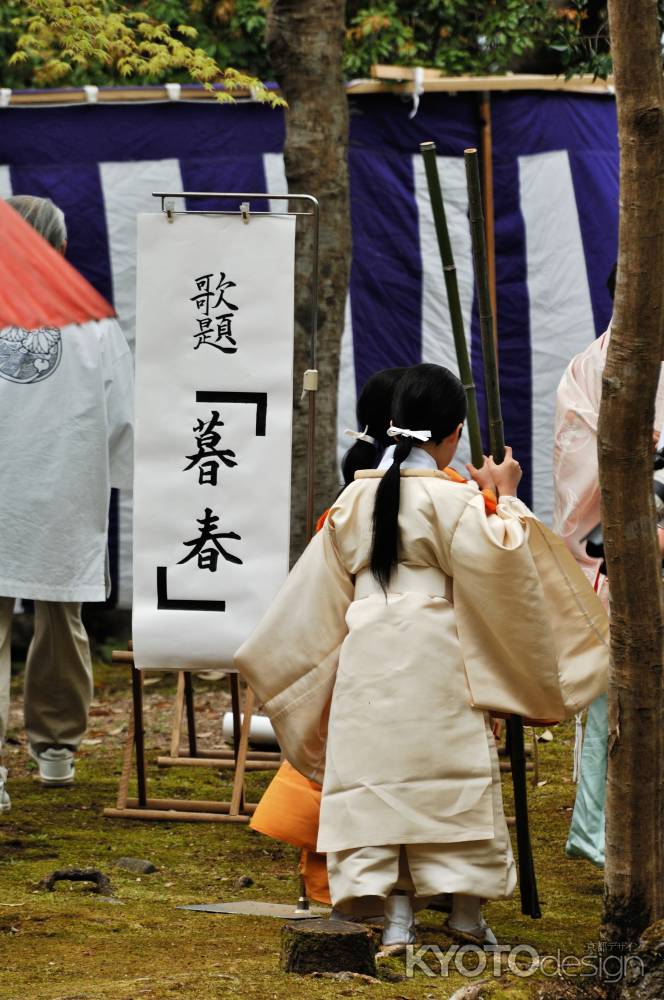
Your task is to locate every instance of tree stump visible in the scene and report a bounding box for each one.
[280,918,376,976]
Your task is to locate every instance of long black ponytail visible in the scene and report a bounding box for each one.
[341,366,407,486]
[370,364,467,591]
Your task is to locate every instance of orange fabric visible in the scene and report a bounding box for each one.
[442,467,497,515]
[0,198,115,329]
[250,761,321,852]
[321,473,496,527]
[300,849,331,905]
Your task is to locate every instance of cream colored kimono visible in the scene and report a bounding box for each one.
[236,470,608,906]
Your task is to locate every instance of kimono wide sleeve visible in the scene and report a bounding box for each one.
[553,334,606,576]
[235,519,355,783]
[450,495,608,722]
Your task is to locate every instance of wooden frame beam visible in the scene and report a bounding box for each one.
[0,71,616,108]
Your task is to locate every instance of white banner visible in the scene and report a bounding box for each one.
[132,212,295,669]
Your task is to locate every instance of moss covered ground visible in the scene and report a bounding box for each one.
[0,645,606,999]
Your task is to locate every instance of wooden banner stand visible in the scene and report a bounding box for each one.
[154,669,281,774]
[103,645,276,823]
[105,191,319,831]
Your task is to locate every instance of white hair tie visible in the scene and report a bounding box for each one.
[386,425,431,443]
[344,425,377,446]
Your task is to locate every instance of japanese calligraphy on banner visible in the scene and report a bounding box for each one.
[132,212,296,670]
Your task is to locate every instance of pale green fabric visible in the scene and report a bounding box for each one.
[565,693,606,867]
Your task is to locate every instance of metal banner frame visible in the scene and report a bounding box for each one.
[104,191,320,826]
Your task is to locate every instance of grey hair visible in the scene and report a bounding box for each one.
[6,195,67,250]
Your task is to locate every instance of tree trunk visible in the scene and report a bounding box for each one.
[600,0,664,953]
[266,0,351,561]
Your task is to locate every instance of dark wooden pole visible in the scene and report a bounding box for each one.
[465,146,539,919]
[131,664,147,808]
[184,671,197,758]
[464,147,504,462]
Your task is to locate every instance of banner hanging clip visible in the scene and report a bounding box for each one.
[301,368,319,401]
[164,199,175,223]
[240,201,251,224]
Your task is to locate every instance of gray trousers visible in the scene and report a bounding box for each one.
[0,598,93,752]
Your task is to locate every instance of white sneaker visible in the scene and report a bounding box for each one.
[380,894,416,953]
[0,767,10,812]
[30,746,75,786]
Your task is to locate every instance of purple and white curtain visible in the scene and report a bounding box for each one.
[0,90,619,606]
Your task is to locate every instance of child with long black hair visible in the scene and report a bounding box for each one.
[237,363,607,949]
[340,366,407,486]
[249,366,407,907]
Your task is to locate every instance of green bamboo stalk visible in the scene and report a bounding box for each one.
[464,147,505,464]
[420,140,483,468]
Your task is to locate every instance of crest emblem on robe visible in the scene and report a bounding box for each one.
[0,326,62,384]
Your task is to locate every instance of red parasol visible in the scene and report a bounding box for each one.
[0,197,114,329]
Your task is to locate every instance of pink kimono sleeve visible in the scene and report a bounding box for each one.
[553,334,607,587]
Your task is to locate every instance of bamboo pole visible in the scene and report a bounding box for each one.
[369,66,616,95]
[478,92,498,352]
[464,148,504,462]
[464,146,539,920]
[419,140,483,467]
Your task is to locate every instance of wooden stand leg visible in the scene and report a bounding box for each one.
[229,687,255,816]
[131,664,148,808]
[184,671,197,757]
[230,672,242,764]
[169,672,186,759]
[116,711,135,810]
[105,651,266,824]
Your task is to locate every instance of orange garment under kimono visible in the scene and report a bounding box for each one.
[250,761,329,903]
